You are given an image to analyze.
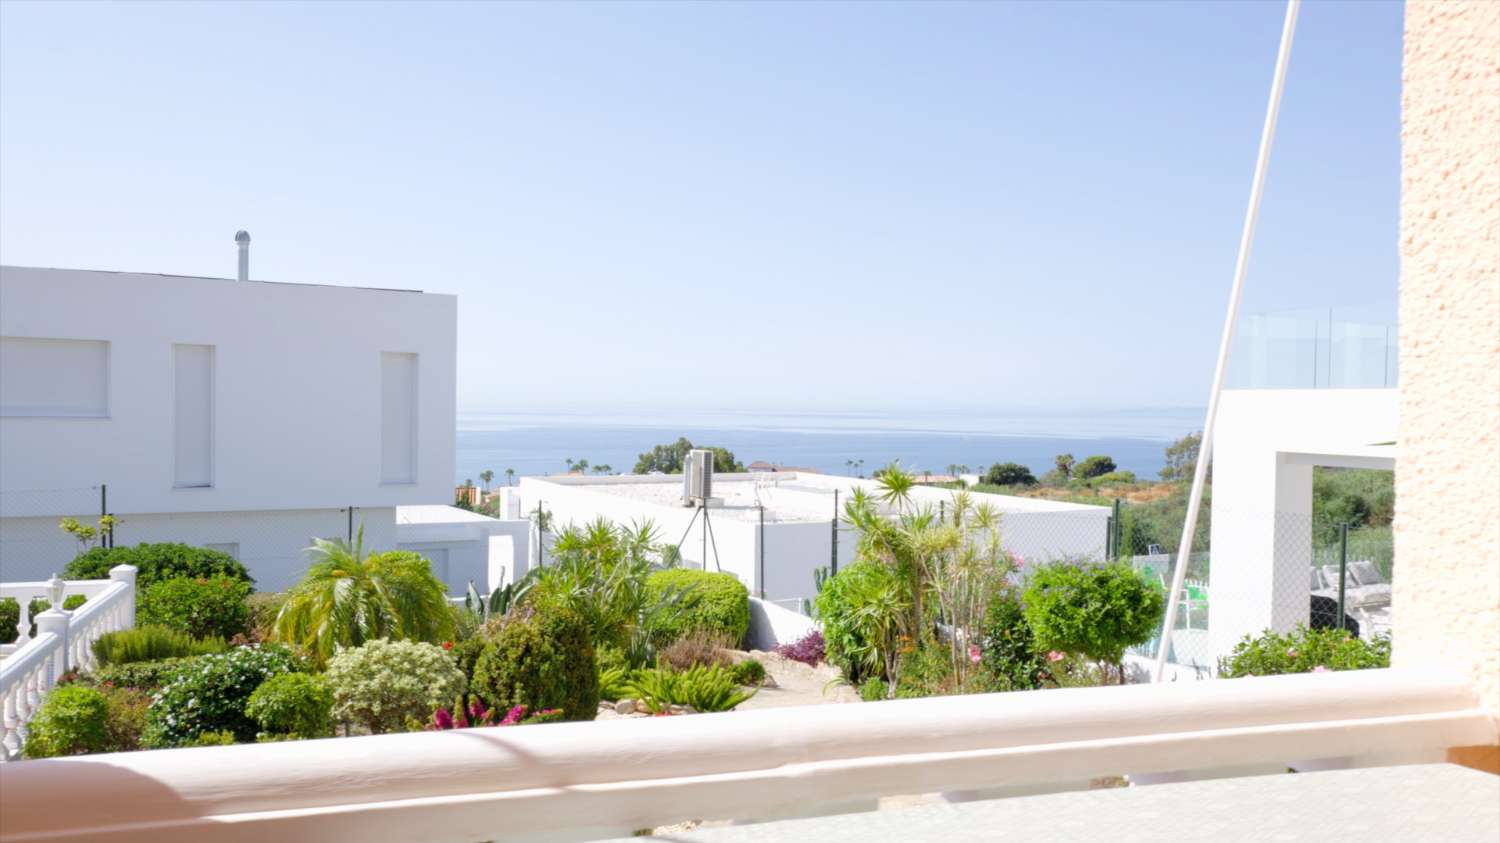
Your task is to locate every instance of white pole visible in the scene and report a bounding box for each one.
[1154,0,1300,682]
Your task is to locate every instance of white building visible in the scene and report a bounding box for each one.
[507,472,1110,605]
[0,262,469,591]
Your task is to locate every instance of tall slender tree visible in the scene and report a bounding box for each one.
[480,469,495,493]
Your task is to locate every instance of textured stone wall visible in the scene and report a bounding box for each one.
[1395,0,1500,728]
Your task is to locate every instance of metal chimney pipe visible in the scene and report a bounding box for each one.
[234,230,251,281]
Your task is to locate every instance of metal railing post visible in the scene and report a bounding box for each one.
[1336,522,1349,629]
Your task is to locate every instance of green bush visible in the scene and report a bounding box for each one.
[22,685,110,758]
[471,605,598,722]
[1219,627,1391,677]
[246,673,335,739]
[894,639,951,699]
[815,560,905,683]
[980,591,1047,693]
[1073,455,1118,480]
[102,685,152,752]
[984,462,1037,486]
[326,639,466,735]
[1023,562,1164,682]
[1087,470,1137,486]
[143,645,301,747]
[93,657,192,691]
[643,570,749,648]
[0,598,17,644]
[139,576,252,640]
[92,625,227,667]
[64,543,254,589]
[624,665,756,713]
[191,730,238,746]
[859,678,888,702]
[729,658,766,687]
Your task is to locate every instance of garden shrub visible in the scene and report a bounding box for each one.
[0,598,17,644]
[22,685,110,758]
[246,592,288,642]
[1022,562,1164,682]
[774,629,826,666]
[980,591,1046,693]
[326,639,466,735]
[139,576,252,640]
[859,678,888,702]
[1219,626,1390,677]
[729,658,766,687]
[894,639,951,699]
[815,561,902,681]
[471,605,598,722]
[92,625,227,667]
[598,665,632,701]
[658,631,734,672]
[143,645,301,747]
[643,570,750,648]
[191,730,238,746]
[64,543,254,590]
[246,673,335,739]
[93,657,192,691]
[450,636,487,689]
[1072,455,1118,480]
[102,685,152,752]
[624,665,756,713]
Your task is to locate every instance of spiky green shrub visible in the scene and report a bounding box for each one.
[624,665,756,713]
[92,625,227,667]
[246,673,335,739]
[22,685,110,758]
[139,576,252,640]
[643,569,749,648]
[598,665,631,701]
[471,604,598,721]
[143,645,301,747]
[326,639,466,735]
[814,560,907,683]
[64,543,253,589]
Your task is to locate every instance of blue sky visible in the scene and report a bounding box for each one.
[0,0,1402,415]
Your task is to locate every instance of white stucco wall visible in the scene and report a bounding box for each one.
[1394,0,1500,725]
[0,267,456,516]
[1208,389,1397,660]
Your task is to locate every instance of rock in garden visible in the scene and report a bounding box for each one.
[614,699,637,715]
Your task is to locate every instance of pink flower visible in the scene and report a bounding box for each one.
[968,645,982,665]
[499,704,528,726]
[1047,651,1065,663]
[432,707,454,730]
[1311,665,1329,673]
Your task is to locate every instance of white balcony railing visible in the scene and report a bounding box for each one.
[0,565,137,762]
[0,666,1491,842]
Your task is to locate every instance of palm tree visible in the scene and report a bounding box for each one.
[855,459,865,478]
[480,469,494,492]
[576,459,590,474]
[273,527,454,667]
[592,464,612,475]
[565,458,576,473]
[875,462,916,513]
[505,468,516,486]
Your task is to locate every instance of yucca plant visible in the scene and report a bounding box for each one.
[273,527,454,667]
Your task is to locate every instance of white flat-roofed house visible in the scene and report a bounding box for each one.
[0,264,457,590]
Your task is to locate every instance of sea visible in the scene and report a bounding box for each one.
[455,407,1203,485]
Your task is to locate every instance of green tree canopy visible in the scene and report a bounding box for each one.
[1159,432,1203,483]
[1073,455,1117,480]
[632,437,744,474]
[984,462,1037,487]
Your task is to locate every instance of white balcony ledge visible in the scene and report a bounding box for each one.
[0,667,1494,842]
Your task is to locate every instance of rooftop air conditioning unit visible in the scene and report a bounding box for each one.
[682,449,714,505]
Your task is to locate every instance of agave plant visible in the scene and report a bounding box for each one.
[273,526,454,666]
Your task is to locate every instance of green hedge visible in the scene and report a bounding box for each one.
[643,569,750,647]
[1219,626,1390,677]
[1022,562,1164,675]
[472,605,598,721]
[22,685,111,758]
[92,625,228,667]
[139,577,252,640]
[1,596,88,642]
[65,543,254,589]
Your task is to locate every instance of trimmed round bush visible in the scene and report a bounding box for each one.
[22,685,110,758]
[471,605,598,722]
[143,645,301,747]
[139,576,252,640]
[729,658,766,687]
[643,569,750,648]
[1022,562,1164,682]
[326,639,466,735]
[1219,626,1390,677]
[246,673,335,739]
[64,543,254,589]
[980,590,1047,693]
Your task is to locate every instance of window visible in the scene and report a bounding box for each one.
[173,344,214,488]
[381,352,418,484]
[0,336,109,417]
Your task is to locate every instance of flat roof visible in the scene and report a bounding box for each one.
[0,264,426,295]
[396,504,498,525]
[529,473,1107,524]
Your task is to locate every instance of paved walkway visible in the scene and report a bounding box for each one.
[735,651,861,710]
